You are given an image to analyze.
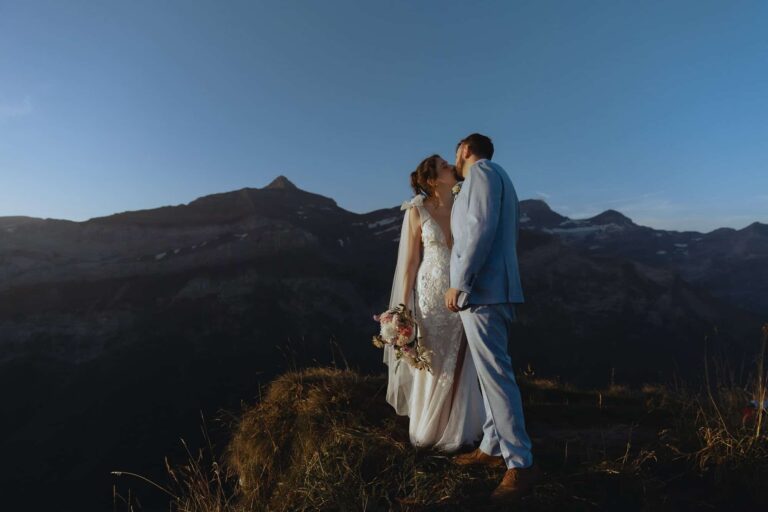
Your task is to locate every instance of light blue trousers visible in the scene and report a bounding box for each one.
[459,303,533,469]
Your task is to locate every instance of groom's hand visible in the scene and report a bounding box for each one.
[445,288,462,313]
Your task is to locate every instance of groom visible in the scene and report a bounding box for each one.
[444,133,540,503]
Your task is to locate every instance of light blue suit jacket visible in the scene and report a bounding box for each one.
[450,159,525,305]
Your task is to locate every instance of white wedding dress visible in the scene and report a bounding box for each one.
[384,196,485,452]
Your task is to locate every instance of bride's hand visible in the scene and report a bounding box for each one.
[445,288,461,313]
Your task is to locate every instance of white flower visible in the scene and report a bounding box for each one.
[451,183,463,197]
[380,322,398,342]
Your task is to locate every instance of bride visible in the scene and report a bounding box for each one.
[384,154,485,451]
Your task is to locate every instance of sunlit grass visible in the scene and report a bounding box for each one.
[113,326,768,511]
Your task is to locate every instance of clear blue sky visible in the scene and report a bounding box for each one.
[1,0,766,232]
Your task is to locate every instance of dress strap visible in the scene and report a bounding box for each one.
[401,195,431,228]
[414,204,432,227]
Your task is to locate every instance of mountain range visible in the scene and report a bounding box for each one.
[1,176,765,368]
[0,176,765,510]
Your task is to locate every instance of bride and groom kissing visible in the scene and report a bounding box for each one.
[382,133,541,503]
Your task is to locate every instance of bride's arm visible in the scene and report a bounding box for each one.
[401,207,422,306]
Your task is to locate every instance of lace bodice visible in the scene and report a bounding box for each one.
[415,206,452,317]
[419,208,451,250]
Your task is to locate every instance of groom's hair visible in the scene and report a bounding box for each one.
[457,133,494,160]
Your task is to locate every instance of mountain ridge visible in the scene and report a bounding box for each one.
[0,175,764,365]
[1,177,765,320]
[3,177,763,233]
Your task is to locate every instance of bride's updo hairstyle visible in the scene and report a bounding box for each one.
[410,154,440,197]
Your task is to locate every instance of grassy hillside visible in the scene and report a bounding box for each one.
[115,327,768,511]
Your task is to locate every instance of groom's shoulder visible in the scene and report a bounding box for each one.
[482,159,509,175]
[472,160,504,183]
[482,160,515,187]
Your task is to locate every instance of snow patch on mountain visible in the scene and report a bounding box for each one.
[368,217,399,229]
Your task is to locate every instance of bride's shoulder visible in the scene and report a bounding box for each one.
[400,196,424,228]
[400,194,425,211]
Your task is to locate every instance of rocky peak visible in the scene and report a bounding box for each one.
[265,176,299,191]
[587,209,635,227]
[519,199,569,228]
[741,221,768,236]
[520,199,555,213]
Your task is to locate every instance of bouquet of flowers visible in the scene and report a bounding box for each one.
[372,303,432,372]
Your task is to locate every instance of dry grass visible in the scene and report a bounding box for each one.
[116,326,768,511]
[227,367,404,510]
[112,411,242,512]
[193,367,677,511]
[224,367,499,511]
[658,324,768,494]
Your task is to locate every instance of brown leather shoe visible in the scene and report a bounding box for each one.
[452,448,506,468]
[489,463,542,504]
